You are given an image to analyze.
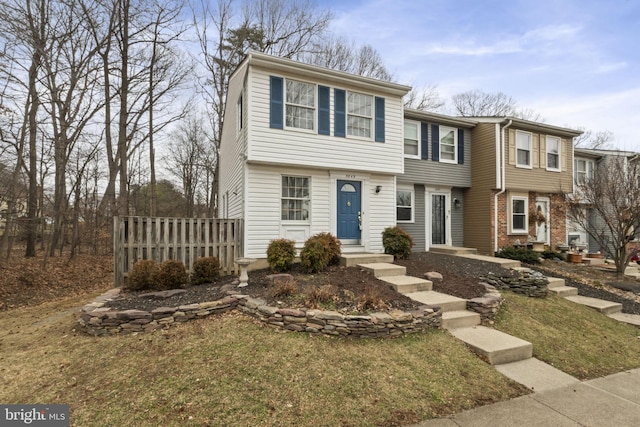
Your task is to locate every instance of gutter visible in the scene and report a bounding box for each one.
[494,119,513,254]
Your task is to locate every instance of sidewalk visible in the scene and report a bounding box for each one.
[411,368,640,426]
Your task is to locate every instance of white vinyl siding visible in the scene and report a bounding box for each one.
[516,131,532,168]
[546,136,561,171]
[246,67,405,174]
[404,120,419,158]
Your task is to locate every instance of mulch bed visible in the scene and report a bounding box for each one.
[106,252,502,313]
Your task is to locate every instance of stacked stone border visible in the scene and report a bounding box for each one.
[466,283,503,325]
[78,289,442,338]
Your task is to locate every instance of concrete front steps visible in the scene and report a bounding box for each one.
[428,245,477,255]
[564,295,623,315]
[405,290,481,330]
[546,276,579,297]
[340,253,393,267]
[450,326,533,365]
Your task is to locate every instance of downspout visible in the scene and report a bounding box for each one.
[494,119,513,254]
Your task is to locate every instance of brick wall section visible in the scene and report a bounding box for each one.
[494,191,567,252]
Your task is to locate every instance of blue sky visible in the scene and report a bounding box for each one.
[321,0,640,149]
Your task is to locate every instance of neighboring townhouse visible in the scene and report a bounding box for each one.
[219,51,411,260]
[397,109,476,251]
[571,148,639,256]
[464,117,582,255]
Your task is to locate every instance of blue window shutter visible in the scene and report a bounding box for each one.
[431,124,440,161]
[421,122,429,160]
[458,128,465,164]
[318,85,330,135]
[375,97,385,142]
[269,76,283,129]
[334,89,346,137]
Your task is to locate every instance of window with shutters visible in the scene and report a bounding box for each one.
[347,91,372,138]
[516,131,532,168]
[285,79,315,131]
[546,136,561,171]
[404,120,420,158]
[439,125,458,164]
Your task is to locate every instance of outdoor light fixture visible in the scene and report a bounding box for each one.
[375,185,382,194]
[453,198,462,209]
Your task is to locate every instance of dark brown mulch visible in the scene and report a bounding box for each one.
[395,252,508,299]
[106,252,498,313]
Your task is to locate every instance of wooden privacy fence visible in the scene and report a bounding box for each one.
[114,216,243,287]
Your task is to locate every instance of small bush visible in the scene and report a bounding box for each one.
[541,249,562,260]
[191,256,220,285]
[356,286,389,312]
[305,284,340,308]
[126,259,160,291]
[155,259,189,290]
[300,239,330,273]
[314,232,342,265]
[497,246,541,264]
[382,226,413,259]
[267,239,297,273]
[267,279,299,299]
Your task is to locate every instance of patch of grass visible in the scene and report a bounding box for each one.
[0,297,527,426]
[494,292,640,380]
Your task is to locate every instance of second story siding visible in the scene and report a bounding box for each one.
[243,52,410,175]
[400,110,475,187]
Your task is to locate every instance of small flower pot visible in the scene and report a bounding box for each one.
[567,253,583,263]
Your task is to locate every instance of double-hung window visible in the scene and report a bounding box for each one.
[396,188,414,222]
[511,197,528,233]
[281,176,310,221]
[439,126,457,163]
[347,91,372,138]
[404,121,419,158]
[516,131,532,168]
[574,159,594,184]
[285,79,315,130]
[546,136,561,171]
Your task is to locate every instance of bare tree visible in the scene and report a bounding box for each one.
[562,154,640,277]
[404,84,445,111]
[451,89,541,121]
[574,129,615,149]
[193,0,331,216]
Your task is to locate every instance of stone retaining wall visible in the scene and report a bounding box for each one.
[78,289,442,338]
[480,270,548,298]
[466,283,503,325]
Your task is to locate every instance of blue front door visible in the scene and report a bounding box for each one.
[337,180,361,243]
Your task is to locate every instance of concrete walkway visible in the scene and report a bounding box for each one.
[411,368,640,426]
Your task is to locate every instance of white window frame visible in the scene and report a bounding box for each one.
[403,120,420,159]
[516,130,532,168]
[546,136,561,172]
[281,175,311,223]
[285,79,316,131]
[347,91,373,139]
[236,95,243,138]
[511,196,528,234]
[439,125,458,164]
[574,158,594,185]
[396,186,415,223]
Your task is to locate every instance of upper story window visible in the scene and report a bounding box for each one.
[511,196,528,233]
[516,131,532,168]
[281,176,310,221]
[404,121,419,158]
[574,158,594,184]
[236,95,243,137]
[285,79,315,130]
[439,126,458,163]
[546,136,561,171]
[396,187,414,222]
[347,91,372,138]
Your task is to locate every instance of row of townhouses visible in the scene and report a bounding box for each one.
[219,51,626,261]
